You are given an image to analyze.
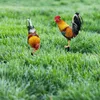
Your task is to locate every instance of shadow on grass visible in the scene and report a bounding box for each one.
[63,44,99,54]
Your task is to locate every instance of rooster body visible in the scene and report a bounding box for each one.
[27,19,40,55]
[55,13,82,50]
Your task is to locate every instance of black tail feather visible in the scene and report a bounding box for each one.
[72,13,83,35]
[26,19,34,32]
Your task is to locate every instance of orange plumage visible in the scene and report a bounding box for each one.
[28,34,40,50]
[27,19,40,55]
[54,13,82,50]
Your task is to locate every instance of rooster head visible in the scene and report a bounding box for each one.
[54,16,61,23]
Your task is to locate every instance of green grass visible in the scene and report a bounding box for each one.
[0,0,100,100]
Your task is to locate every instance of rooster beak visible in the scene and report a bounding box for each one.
[54,19,56,22]
[55,18,60,23]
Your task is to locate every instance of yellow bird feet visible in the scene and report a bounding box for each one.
[64,45,70,51]
[31,49,36,56]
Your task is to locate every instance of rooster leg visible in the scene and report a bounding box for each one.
[64,40,70,51]
[31,49,36,55]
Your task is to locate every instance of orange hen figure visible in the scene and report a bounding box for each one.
[27,19,40,55]
[54,13,82,51]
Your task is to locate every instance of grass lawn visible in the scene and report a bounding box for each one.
[0,0,100,100]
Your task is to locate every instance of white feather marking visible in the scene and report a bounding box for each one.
[72,14,78,23]
[29,29,36,33]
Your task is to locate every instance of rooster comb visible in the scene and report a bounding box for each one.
[55,16,61,19]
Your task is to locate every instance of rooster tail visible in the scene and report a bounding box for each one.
[26,19,35,33]
[72,13,83,35]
